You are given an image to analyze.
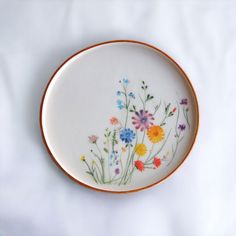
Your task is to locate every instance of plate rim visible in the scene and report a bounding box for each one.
[40,39,199,194]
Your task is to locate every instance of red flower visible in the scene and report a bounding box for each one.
[172,107,177,113]
[153,157,161,168]
[135,160,144,171]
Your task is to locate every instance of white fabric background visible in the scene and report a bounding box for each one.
[0,0,236,235]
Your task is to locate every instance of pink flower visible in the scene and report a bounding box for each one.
[132,110,154,131]
[88,135,98,144]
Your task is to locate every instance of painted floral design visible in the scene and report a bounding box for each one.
[80,79,190,185]
[132,110,154,131]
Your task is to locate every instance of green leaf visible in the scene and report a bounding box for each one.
[86,171,92,176]
[103,148,108,153]
[165,103,171,114]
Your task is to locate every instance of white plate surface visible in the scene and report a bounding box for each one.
[41,41,199,193]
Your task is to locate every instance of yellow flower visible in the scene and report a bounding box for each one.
[147,125,165,143]
[80,155,86,161]
[135,144,147,156]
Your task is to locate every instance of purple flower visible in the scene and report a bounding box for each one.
[115,168,120,175]
[180,98,188,105]
[178,124,186,131]
[132,110,154,131]
[116,91,121,96]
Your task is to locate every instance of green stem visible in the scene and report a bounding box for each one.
[160,114,168,126]
[94,161,103,182]
[119,145,131,185]
[175,103,180,135]
[183,107,190,129]
[123,151,136,184]
[123,86,130,128]
[167,133,184,166]
[123,129,139,184]
[145,144,154,162]
[153,100,161,115]
[95,143,105,183]
[141,130,146,143]
[167,104,183,166]
[84,160,97,183]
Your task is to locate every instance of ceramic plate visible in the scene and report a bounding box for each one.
[40,40,199,193]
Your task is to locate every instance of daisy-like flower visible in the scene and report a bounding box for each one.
[135,160,144,171]
[135,144,147,156]
[132,110,154,131]
[110,117,119,125]
[147,125,165,143]
[120,128,135,144]
[153,157,161,168]
[88,135,98,144]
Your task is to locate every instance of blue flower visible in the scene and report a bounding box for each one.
[116,91,121,96]
[109,151,116,160]
[128,92,135,99]
[120,128,135,143]
[117,100,125,109]
[123,78,129,85]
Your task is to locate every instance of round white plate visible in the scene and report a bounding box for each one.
[40,40,199,193]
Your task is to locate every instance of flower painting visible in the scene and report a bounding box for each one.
[80,78,190,185]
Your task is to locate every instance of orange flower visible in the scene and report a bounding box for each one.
[147,125,165,143]
[153,157,161,168]
[121,147,126,152]
[135,160,144,171]
[110,117,119,125]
